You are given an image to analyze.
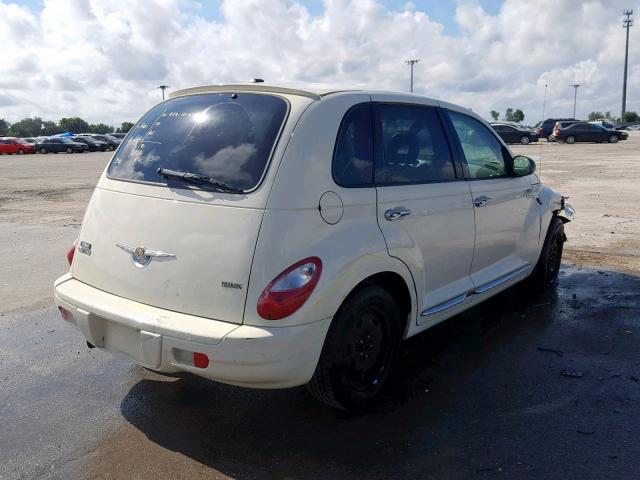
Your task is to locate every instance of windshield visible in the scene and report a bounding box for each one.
[61,138,73,143]
[107,93,288,192]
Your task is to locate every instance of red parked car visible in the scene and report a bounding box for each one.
[0,137,36,154]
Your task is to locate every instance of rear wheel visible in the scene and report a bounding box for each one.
[565,136,576,144]
[40,147,47,154]
[530,217,565,291]
[608,135,619,143]
[66,147,73,154]
[520,136,530,145]
[307,285,402,411]
[17,149,24,155]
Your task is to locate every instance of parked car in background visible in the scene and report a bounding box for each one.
[77,134,120,150]
[110,132,126,140]
[535,118,578,140]
[21,137,38,144]
[627,124,640,131]
[589,119,616,129]
[72,136,107,152]
[36,137,88,153]
[553,122,629,144]
[491,123,540,144]
[55,82,574,410]
[0,137,36,154]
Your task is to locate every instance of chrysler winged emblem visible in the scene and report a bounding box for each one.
[116,243,176,268]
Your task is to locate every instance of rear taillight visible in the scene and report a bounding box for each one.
[257,257,322,320]
[67,240,76,266]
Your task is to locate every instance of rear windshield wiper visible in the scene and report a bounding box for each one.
[157,168,243,193]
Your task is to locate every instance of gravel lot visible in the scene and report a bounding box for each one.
[0,135,639,479]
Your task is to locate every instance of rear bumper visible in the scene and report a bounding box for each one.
[54,274,331,388]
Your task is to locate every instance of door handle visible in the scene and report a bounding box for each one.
[474,196,491,207]
[385,208,412,221]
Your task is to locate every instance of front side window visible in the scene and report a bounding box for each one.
[376,104,455,185]
[448,111,509,179]
[108,93,288,192]
[332,103,374,187]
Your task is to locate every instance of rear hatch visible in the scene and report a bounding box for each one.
[71,92,290,324]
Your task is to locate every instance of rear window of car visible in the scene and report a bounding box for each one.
[107,93,288,192]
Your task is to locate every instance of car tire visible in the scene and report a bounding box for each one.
[565,136,576,144]
[17,149,24,155]
[529,217,565,292]
[108,145,115,151]
[547,135,554,142]
[307,285,402,411]
[608,135,619,143]
[66,147,73,154]
[520,136,531,145]
[40,148,47,154]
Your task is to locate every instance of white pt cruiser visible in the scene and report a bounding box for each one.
[54,83,574,410]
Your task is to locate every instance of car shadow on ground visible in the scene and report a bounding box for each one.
[117,265,640,479]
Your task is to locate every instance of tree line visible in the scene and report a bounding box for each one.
[490,108,525,123]
[587,111,639,123]
[0,117,134,138]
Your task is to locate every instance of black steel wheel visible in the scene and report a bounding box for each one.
[530,217,565,291]
[307,285,402,411]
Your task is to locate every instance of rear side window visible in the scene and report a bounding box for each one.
[332,103,374,187]
[447,111,509,179]
[108,93,288,192]
[376,104,455,185]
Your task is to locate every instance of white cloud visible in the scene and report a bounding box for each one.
[0,0,638,126]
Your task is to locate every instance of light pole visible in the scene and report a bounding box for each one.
[158,85,170,101]
[405,59,420,93]
[622,10,633,118]
[569,84,581,118]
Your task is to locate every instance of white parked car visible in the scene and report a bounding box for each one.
[54,83,574,410]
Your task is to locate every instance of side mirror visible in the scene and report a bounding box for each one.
[512,155,536,177]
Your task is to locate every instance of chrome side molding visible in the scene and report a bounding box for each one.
[473,264,530,294]
[421,293,468,316]
[420,264,530,316]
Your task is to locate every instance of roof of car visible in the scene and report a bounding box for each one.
[169,82,440,102]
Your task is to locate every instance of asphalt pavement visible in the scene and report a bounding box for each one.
[2,265,639,479]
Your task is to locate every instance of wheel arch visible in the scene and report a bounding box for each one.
[343,270,415,339]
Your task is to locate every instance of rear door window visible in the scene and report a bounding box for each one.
[108,93,288,192]
[375,104,455,185]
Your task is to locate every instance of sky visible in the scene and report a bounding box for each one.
[0,0,638,126]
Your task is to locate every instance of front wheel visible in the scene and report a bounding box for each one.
[608,135,619,143]
[520,136,531,145]
[17,149,24,155]
[307,285,402,411]
[530,217,565,291]
[40,147,47,154]
[565,136,576,144]
[66,147,73,154]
